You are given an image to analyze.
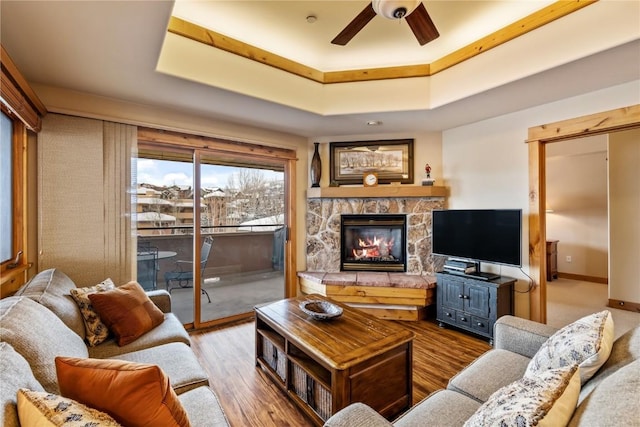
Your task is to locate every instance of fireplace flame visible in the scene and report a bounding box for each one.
[352,235,395,260]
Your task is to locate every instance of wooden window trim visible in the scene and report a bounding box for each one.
[137,128,298,329]
[0,45,47,132]
[0,106,28,295]
[0,44,46,296]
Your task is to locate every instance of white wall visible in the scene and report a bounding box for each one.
[441,80,640,318]
[608,129,640,304]
[546,136,609,279]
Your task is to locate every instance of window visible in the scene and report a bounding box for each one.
[0,111,13,262]
[1,44,47,293]
[0,107,25,272]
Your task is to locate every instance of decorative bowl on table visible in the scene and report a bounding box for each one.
[299,299,343,320]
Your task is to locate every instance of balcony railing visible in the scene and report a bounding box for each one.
[137,225,285,290]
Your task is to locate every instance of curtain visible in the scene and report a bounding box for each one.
[38,114,135,286]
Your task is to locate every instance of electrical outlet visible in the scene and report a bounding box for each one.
[566,255,572,263]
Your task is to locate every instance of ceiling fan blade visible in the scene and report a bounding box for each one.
[405,3,439,46]
[331,3,377,46]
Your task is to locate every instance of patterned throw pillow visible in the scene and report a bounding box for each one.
[87,281,164,346]
[70,279,116,346]
[526,310,614,384]
[17,389,121,426]
[464,364,580,427]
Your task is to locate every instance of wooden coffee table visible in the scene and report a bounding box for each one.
[255,294,414,426]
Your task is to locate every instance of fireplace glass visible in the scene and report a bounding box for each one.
[340,214,407,272]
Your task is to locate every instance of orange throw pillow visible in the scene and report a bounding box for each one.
[88,281,164,346]
[55,357,190,427]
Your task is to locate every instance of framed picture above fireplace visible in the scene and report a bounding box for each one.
[329,139,414,185]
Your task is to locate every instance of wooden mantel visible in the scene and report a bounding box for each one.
[307,185,447,199]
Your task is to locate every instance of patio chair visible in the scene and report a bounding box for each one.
[137,244,159,291]
[164,236,213,303]
[272,226,286,271]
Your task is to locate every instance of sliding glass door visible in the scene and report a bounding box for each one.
[134,142,288,328]
[197,156,285,324]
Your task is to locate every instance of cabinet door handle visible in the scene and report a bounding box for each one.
[477,322,484,327]
[460,317,467,322]
[458,294,464,299]
[446,312,452,317]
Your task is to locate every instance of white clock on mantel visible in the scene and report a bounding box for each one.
[363,172,378,187]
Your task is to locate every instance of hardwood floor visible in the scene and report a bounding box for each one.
[190,318,490,426]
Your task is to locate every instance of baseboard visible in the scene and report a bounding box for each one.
[608,299,640,313]
[557,272,608,284]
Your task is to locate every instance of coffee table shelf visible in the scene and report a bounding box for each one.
[255,295,414,426]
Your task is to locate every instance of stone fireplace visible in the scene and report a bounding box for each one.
[341,214,407,272]
[306,190,446,275]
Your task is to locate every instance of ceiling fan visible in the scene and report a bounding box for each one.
[332,0,439,46]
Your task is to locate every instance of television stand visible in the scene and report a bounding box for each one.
[436,272,515,343]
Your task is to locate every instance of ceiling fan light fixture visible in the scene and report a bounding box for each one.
[372,0,420,20]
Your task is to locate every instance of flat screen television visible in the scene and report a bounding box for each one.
[432,209,522,268]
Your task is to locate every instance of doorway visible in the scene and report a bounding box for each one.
[527,105,640,323]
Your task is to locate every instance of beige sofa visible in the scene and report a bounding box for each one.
[0,268,230,426]
[324,314,640,427]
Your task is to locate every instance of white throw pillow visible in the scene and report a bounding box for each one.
[464,364,580,427]
[526,310,614,384]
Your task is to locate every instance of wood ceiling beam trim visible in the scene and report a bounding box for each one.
[167,1,597,85]
[324,64,430,83]
[430,0,598,75]
[168,17,324,83]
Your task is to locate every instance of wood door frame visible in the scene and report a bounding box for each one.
[137,128,298,329]
[527,104,640,323]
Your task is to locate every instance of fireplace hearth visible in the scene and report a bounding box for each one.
[340,214,407,272]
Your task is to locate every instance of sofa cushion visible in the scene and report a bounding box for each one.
[70,278,116,346]
[88,281,165,346]
[15,268,86,340]
[0,342,45,427]
[394,390,481,427]
[17,389,121,427]
[146,289,173,314]
[447,348,531,403]
[178,387,230,427]
[56,357,191,427]
[494,315,559,358]
[323,402,392,427]
[109,342,209,394]
[88,313,191,358]
[569,359,640,427]
[526,310,614,384]
[464,364,580,427]
[0,297,88,394]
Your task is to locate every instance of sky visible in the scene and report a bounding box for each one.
[136,159,282,189]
